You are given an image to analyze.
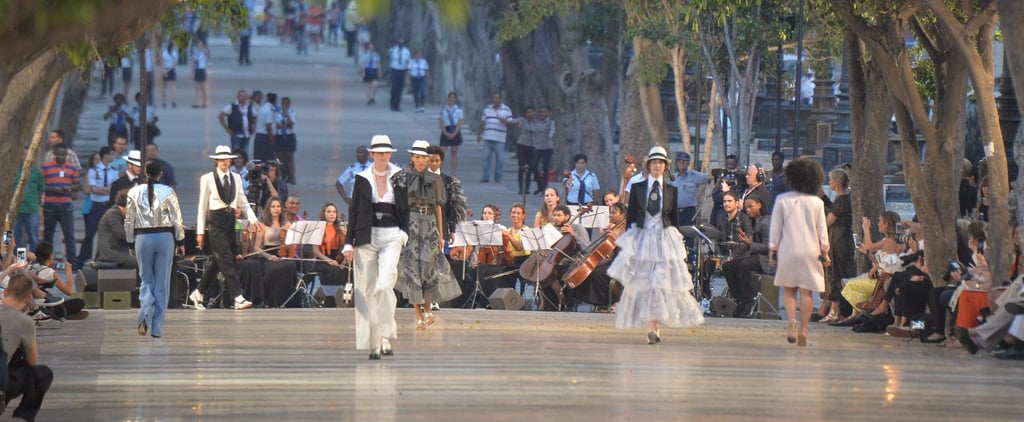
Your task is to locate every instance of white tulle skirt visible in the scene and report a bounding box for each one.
[607,226,706,329]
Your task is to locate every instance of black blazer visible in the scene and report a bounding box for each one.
[344,172,409,247]
[626,178,679,229]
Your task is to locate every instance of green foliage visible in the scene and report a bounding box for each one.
[569,2,626,46]
[634,40,669,83]
[497,0,582,42]
[909,44,937,102]
[164,0,251,48]
[355,0,472,29]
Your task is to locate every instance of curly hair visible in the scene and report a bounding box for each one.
[784,157,824,195]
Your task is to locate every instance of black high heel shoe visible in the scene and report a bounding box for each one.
[369,348,382,360]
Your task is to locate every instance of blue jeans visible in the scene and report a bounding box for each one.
[136,232,174,337]
[481,140,504,182]
[230,135,250,155]
[43,202,76,265]
[410,76,426,108]
[13,211,40,252]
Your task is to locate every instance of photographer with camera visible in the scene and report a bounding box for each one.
[245,159,287,218]
[709,155,741,227]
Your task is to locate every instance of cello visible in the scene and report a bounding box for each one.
[518,203,593,287]
[562,154,636,288]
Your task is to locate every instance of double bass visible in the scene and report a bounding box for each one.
[518,204,593,287]
[563,154,636,288]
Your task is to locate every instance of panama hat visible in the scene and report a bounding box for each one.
[208,145,237,160]
[647,146,670,164]
[408,140,430,156]
[125,150,143,166]
[368,135,398,153]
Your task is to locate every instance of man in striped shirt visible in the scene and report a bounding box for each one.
[41,143,80,267]
[476,92,513,183]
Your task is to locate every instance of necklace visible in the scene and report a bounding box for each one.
[373,168,388,177]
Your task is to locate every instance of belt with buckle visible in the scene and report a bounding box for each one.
[414,206,432,215]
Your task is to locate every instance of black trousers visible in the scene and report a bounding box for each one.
[238,34,251,64]
[389,70,405,110]
[198,209,244,304]
[722,255,761,304]
[6,355,53,422]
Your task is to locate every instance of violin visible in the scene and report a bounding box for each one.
[619,154,637,200]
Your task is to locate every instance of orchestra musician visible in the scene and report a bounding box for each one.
[310,203,348,287]
[468,205,514,301]
[720,196,772,318]
[534,187,560,227]
[571,202,627,311]
[714,191,753,259]
[537,204,589,310]
[243,197,300,307]
[505,203,531,295]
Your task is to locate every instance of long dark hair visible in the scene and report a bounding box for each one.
[145,160,163,206]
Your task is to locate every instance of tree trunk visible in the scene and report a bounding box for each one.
[0,49,75,231]
[619,59,649,164]
[633,37,667,149]
[387,0,503,145]
[846,34,890,273]
[5,80,62,232]
[671,47,691,154]
[498,7,622,187]
[55,71,91,147]
[999,0,1024,228]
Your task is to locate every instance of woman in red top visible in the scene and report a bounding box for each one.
[311,203,346,286]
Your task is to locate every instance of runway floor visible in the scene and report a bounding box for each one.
[27,308,1023,421]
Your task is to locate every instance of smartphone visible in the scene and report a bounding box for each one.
[16,247,27,264]
[2,230,11,245]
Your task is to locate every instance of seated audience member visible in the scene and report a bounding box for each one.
[94,191,137,268]
[922,260,966,343]
[26,243,88,320]
[1,274,55,422]
[882,250,932,337]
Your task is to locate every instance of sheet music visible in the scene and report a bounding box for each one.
[452,221,504,246]
[518,224,564,251]
[568,205,609,229]
[285,221,327,245]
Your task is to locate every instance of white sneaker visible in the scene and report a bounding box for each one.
[430,302,440,311]
[189,290,206,310]
[233,295,253,310]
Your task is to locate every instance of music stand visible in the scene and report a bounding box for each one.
[517,224,564,311]
[280,221,326,308]
[454,221,503,309]
[679,225,717,306]
[568,205,609,229]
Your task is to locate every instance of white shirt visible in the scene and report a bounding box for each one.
[88,163,118,202]
[643,176,666,230]
[256,102,276,136]
[337,159,373,198]
[196,170,257,234]
[363,163,400,204]
[389,46,411,70]
[194,49,208,70]
[566,170,600,205]
[409,57,429,78]
[162,49,178,71]
[276,107,296,136]
[440,104,463,129]
[132,103,158,125]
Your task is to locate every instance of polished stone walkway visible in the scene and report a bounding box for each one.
[24,308,1023,421]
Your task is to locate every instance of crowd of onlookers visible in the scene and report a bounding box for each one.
[815,158,1024,361]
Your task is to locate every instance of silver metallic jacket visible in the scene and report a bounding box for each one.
[124,183,185,244]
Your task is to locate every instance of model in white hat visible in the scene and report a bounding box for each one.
[189,145,258,310]
[607,145,705,344]
[342,135,407,359]
[394,140,461,330]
